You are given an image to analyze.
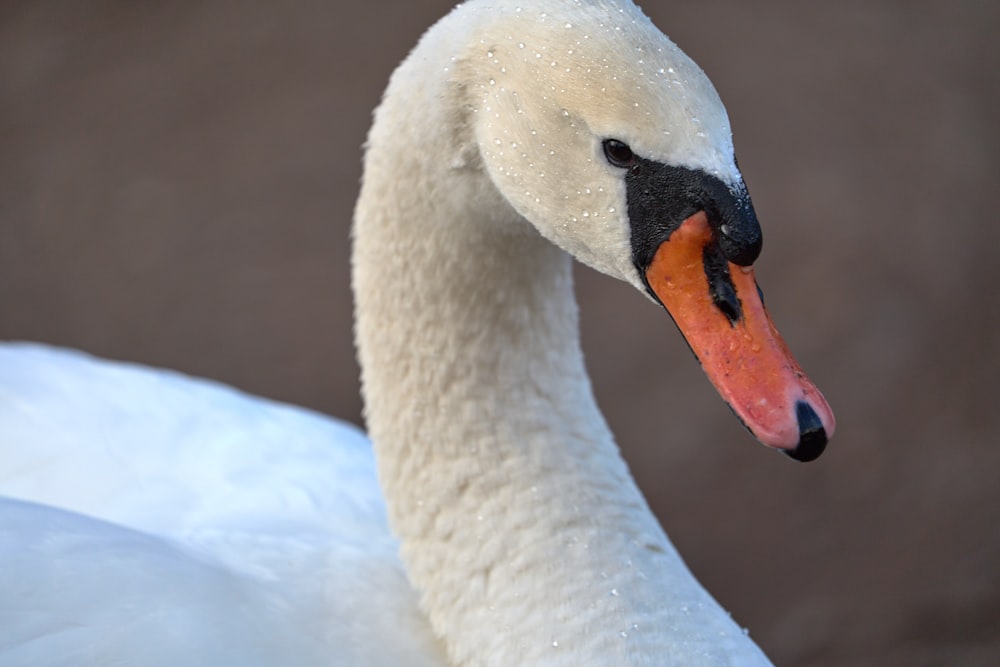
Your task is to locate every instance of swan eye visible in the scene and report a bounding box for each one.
[602,139,635,168]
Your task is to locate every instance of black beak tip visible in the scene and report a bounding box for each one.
[783,401,828,463]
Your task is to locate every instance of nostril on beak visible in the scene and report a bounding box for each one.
[783,401,827,462]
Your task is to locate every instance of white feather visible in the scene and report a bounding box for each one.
[0,344,444,667]
[0,0,777,664]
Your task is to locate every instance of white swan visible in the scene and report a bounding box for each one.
[0,1,835,665]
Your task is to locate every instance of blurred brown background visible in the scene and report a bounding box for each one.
[2,1,998,665]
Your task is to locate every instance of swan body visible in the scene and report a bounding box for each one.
[0,0,835,665]
[0,343,443,666]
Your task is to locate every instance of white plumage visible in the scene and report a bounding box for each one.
[1,343,442,666]
[0,0,820,664]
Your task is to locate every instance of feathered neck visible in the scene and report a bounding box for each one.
[350,2,771,665]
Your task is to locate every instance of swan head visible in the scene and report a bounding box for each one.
[451,0,834,459]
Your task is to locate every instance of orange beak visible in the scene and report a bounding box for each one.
[645,211,835,460]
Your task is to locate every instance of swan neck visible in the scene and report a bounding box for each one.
[350,8,770,664]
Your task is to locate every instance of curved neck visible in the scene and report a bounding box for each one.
[350,10,770,666]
